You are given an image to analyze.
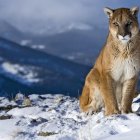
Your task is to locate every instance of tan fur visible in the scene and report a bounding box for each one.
[80,7,140,116]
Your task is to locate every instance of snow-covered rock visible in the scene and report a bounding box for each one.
[0,62,40,85]
[0,93,140,140]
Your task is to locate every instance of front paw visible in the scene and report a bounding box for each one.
[105,107,120,116]
[121,107,132,114]
[85,108,94,116]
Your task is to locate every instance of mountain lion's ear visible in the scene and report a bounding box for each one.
[130,6,139,18]
[104,7,114,18]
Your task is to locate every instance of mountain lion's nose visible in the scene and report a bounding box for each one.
[118,33,127,37]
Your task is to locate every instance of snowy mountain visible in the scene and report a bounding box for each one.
[0,93,140,140]
[29,28,107,65]
[0,37,90,97]
[0,20,107,65]
[0,21,26,42]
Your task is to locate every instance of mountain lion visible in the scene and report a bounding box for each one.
[80,7,140,116]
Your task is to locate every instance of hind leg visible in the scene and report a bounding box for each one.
[80,68,104,114]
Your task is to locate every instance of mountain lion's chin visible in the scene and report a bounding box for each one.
[120,39,130,44]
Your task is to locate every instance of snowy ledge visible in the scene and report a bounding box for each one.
[0,93,140,140]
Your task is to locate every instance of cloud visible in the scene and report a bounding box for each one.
[0,0,139,34]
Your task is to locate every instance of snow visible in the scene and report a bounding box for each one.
[0,62,40,84]
[20,40,31,46]
[0,93,140,140]
[20,40,45,50]
[31,45,45,50]
[0,119,20,140]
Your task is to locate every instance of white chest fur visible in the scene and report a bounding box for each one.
[111,56,140,82]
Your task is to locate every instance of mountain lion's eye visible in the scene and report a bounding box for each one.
[113,22,119,26]
[126,21,132,26]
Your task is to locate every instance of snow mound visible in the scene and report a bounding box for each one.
[0,94,140,140]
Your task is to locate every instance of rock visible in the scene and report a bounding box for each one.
[15,93,25,101]
[22,97,32,107]
[38,131,57,137]
[0,115,12,120]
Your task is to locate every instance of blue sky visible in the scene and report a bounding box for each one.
[0,0,139,34]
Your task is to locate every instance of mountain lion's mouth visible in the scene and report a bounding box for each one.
[122,39,128,40]
[118,35,130,43]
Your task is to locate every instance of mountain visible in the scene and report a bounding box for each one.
[0,21,26,42]
[0,37,91,97]
[0,20,107,65]
[21,27,108,65]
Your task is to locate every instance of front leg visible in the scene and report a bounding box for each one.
[101,73,119,116]
[121,77,137,114]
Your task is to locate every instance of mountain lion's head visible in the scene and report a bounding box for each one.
[104,7,139,43]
